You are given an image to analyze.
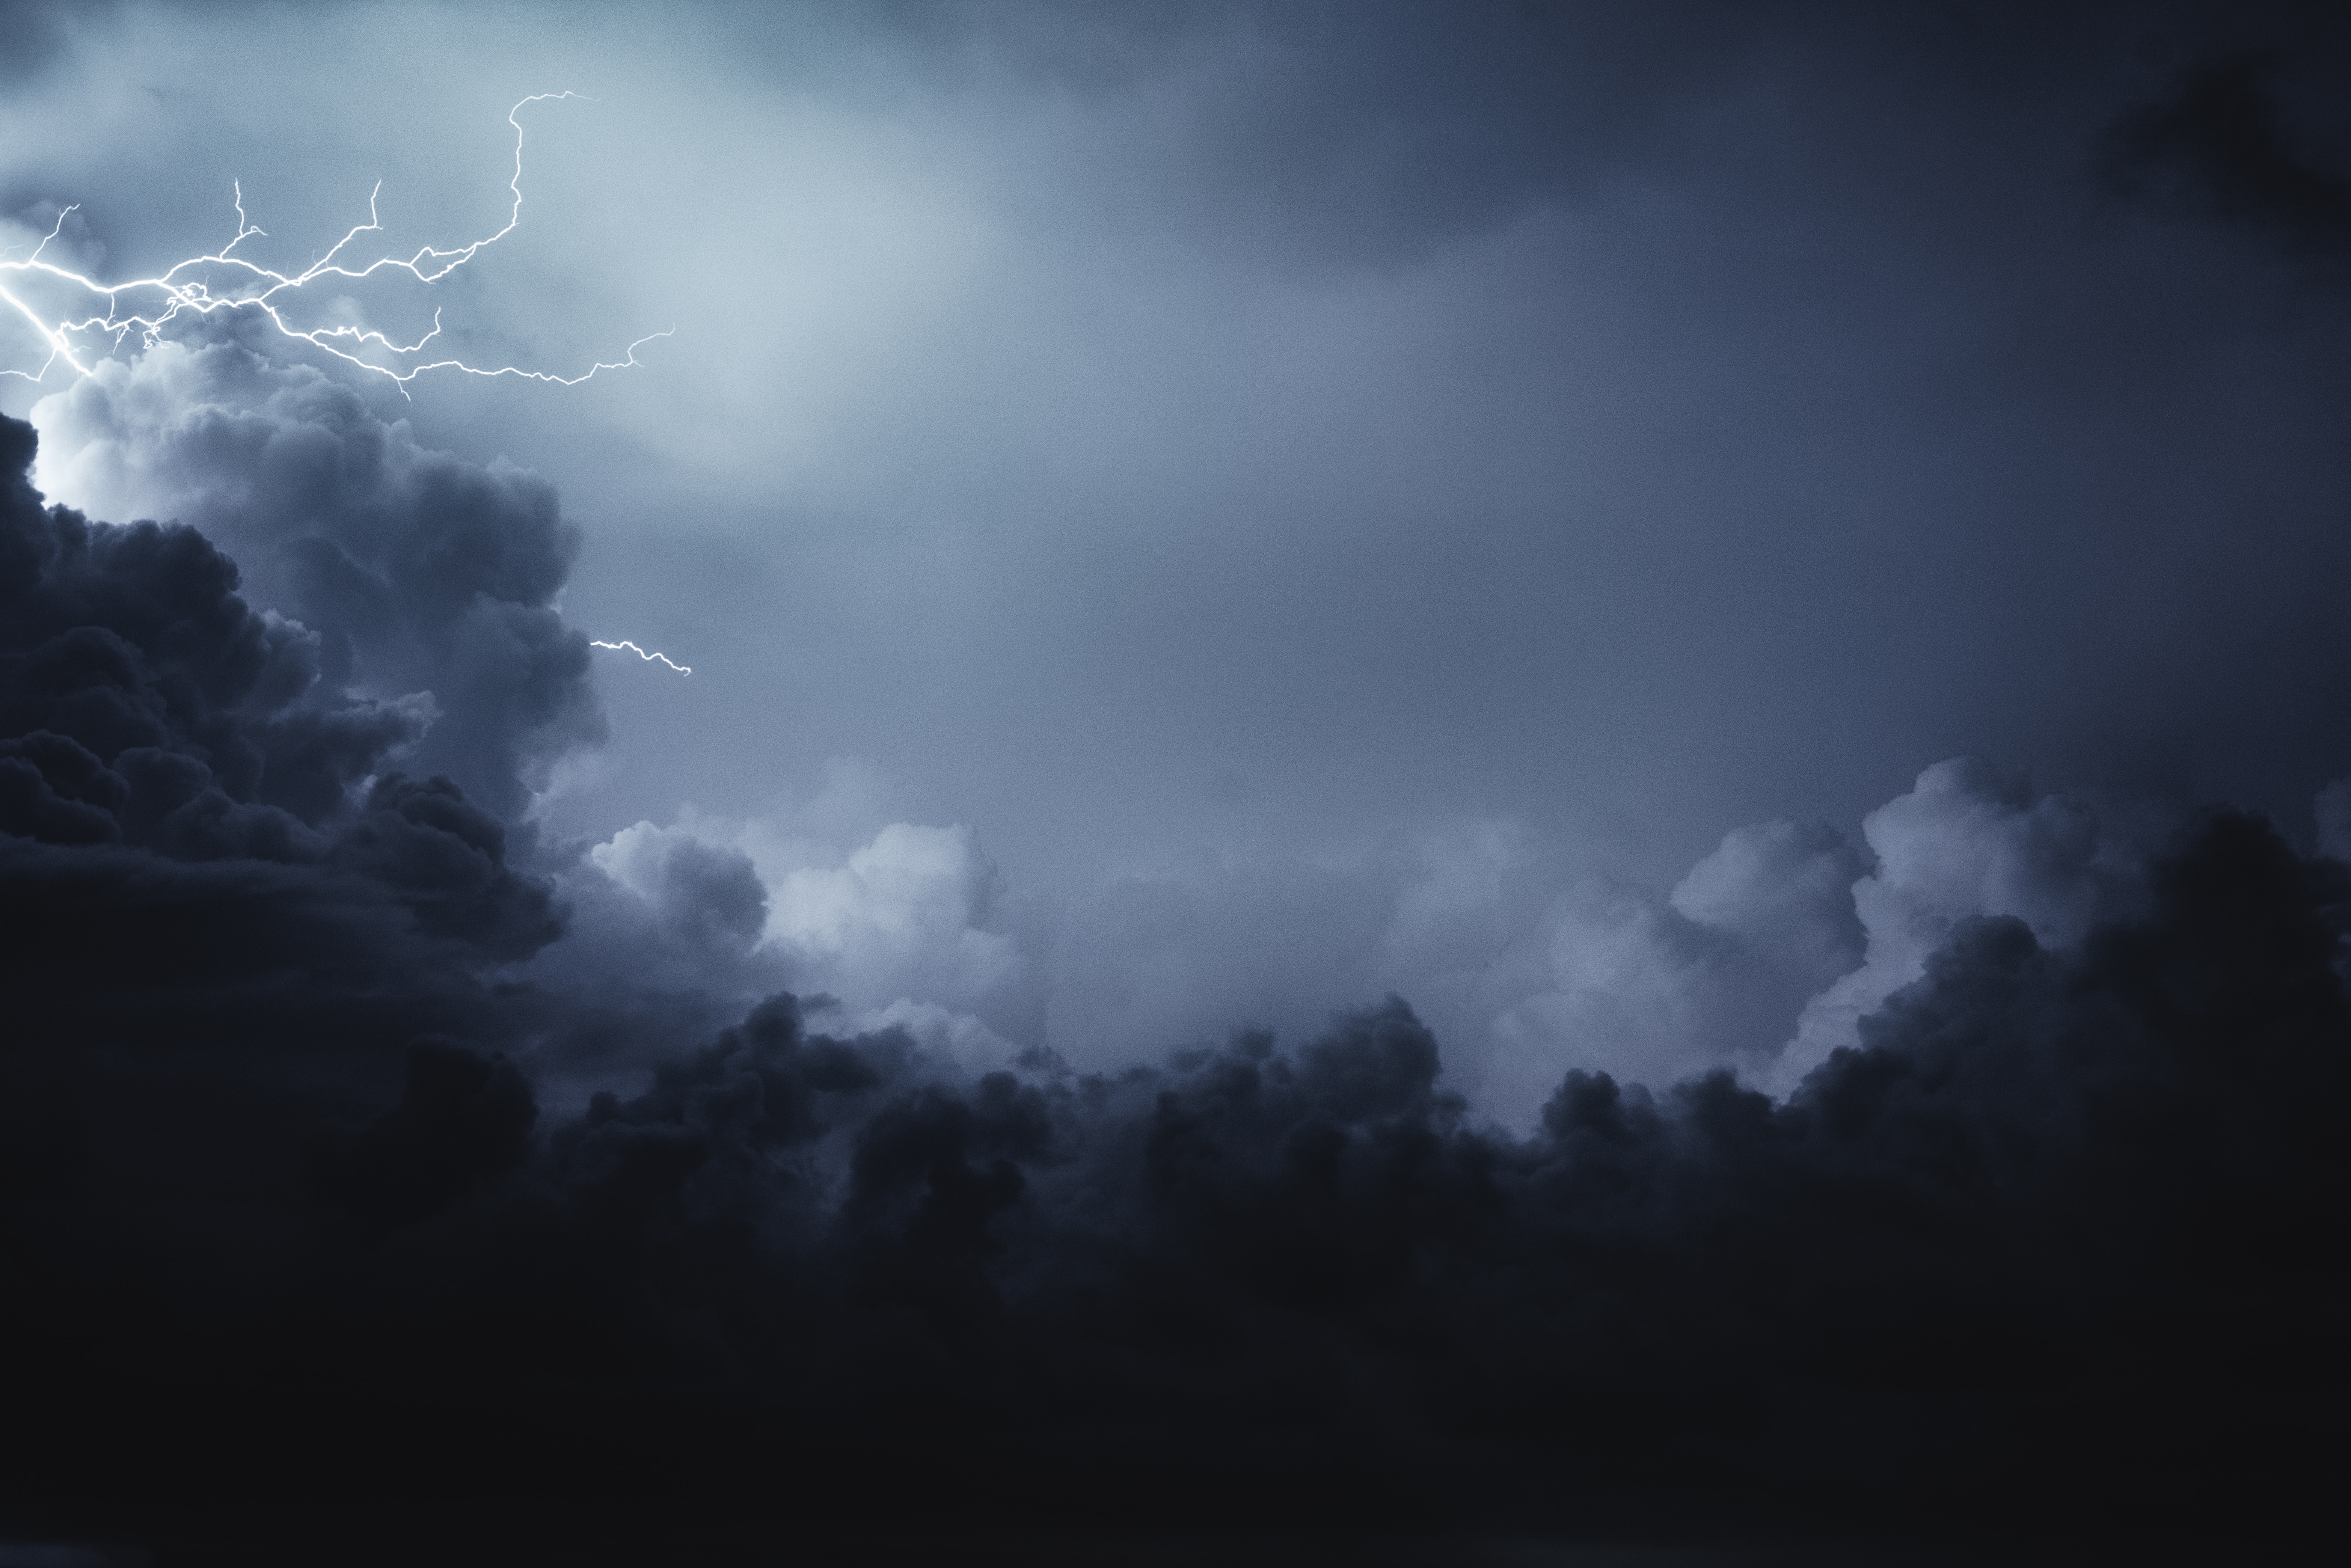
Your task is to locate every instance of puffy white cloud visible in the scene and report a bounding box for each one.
[768,821,1025,1015]
[1463,819,1865,1122]
[589,819,769,954]
[553,756,2188,1126]
[1768,757,2162,1092]
[1406,764,2177,1119]
[580,789,1034,1072]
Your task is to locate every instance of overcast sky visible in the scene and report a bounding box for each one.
[6,0,2349,1117]
[8,4,2349,1556]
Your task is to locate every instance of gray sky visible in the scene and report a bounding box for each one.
[6,0,2348,1119]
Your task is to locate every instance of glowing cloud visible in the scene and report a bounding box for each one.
[0,93,669,395]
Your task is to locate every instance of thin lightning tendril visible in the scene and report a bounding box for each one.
[0,92,673,398]
[591,639,691,676]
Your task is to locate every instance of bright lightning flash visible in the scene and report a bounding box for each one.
[591,639,691,676]
[6,95,693,672]
[0,92,671,396]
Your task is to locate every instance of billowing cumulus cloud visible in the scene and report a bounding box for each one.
[1481,817,1868,1110]
[555,757,2289,1141]
[765,822,1024,1010]
[1770,757,2170,1090]
[0,409,564,950]
[576,808,1033,1075]
[3,369,2346,1557]
[588,818,769,953]
[33,341,603,820]
[5,437,2342,1548]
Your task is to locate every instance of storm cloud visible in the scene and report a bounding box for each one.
[36,342,604,820]
[4,2,2350,1560]
[2,412,2344,1561]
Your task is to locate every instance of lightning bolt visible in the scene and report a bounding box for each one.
[0,93,670,397]
[591,639,691,676]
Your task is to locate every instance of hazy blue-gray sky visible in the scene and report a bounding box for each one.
[6,0,2348,1117]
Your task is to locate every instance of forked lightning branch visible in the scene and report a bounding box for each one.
[0,94,690,678]
[0,93,668,390]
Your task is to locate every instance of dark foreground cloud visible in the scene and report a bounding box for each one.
[0,408,562,1045]
[1,415,2343,1563]
[36,342,605,821]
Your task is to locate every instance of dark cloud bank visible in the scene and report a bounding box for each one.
[0,398,2343,1566]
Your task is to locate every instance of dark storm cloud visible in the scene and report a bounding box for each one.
[0,411,409,862]
[5,401,2343,1554]
[13,833,2347,1554]
[38,342,605,821]
[0,414,561,1057]
[0,418,581,1568]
